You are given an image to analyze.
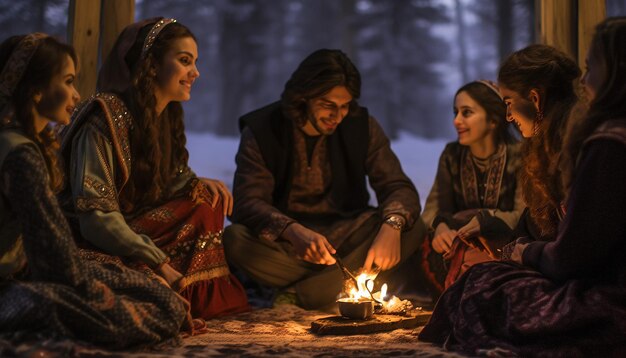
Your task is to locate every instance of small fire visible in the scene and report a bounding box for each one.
[347,272,378,301]
[342,272,414,314]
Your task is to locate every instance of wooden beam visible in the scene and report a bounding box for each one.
[101,0,135,67]
[68,0,102,99]
[536,0,576,60]
[578,0,605,65]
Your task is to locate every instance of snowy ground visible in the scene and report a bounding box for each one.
[186,131,449,210]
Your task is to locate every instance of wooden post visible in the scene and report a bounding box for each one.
[68,0,102,99]
[578,0,605,65]
[101,0,135,65]
[68,0,134,98]
[536,0,576,60]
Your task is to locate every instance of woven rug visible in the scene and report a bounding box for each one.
[0,305,464,357]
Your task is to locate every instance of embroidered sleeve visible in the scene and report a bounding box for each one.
[230,128,296,240]
[365,116,421,230]
[70,122,120,213]
[68,120,167,267]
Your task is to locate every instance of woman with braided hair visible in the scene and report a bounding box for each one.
[0,33,186,348]
[419,28,626,356]
[59,18,249,320]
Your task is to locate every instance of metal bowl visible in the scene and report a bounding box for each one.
[336,298,374,320]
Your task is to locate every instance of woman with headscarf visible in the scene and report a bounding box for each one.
[0,33,186,348]
[420,80,523,296]
[58,18,249,320]
[419,24,626,356]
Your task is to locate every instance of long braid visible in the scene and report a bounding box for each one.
[118,22,195,212]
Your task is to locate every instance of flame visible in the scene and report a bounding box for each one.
[342,272,412,314]
[347,272,378,300]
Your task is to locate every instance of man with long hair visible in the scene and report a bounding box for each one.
[224,49,425,309]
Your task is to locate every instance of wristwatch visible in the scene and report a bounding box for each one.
[383,215,404,231]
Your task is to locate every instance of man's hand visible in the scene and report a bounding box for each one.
[431,222,457,255]
[198,177,233,216]
[363,224,401,271]
[282,223,336,265]
[156,262,183,290]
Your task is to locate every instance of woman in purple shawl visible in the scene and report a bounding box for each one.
[419,18,626,356]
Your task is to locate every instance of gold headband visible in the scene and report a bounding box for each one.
[140,18,176,59]
[477,79,503,100]
[0,33,48,100]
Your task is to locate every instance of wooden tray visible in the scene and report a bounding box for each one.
[310,310,431,335]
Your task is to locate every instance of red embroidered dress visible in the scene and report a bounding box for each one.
[59,93,249,319]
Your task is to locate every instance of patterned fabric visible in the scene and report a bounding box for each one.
[59,94,249,319]
[141,19,176,58]
[61,93,133,188]
[460,143,506,208]
[420,142,523,295]
[0,142,186,348]
[419,125,626,357]
[128,181,249,318]
[0,33,47,100]
[419,262,626,357]
[0,305,463,358]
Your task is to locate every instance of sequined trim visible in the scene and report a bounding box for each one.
[76,196,119,213]
[195,231,223,250]
[62,93,133,189]
[177,265,231,292]
[146,207,176,223]
[80,175,119,213]
[84,176,117,200]
[141,19,176,59]
[176,223,195,242]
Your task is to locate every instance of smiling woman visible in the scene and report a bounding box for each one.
[419,20,626,357]
[497,44,580,239]
[0,33,186,348]
[33,52,79,130]
[58,18,249,320]
[420,80,523,295]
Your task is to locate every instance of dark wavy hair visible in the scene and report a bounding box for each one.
[118,21,195,212]
[281,49,361,125]
[455,81,517,146]
[0,35,77,192]
[563,17,626,191]
[498,44,580,238]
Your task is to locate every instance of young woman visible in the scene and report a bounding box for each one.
[420,80,523,294]
[0,33,186,348]
[419,30,626,355]
[58,18,249,319]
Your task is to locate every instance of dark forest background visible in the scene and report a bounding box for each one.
[2,0,625,139]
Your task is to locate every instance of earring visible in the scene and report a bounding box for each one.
[533,110,544,136]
